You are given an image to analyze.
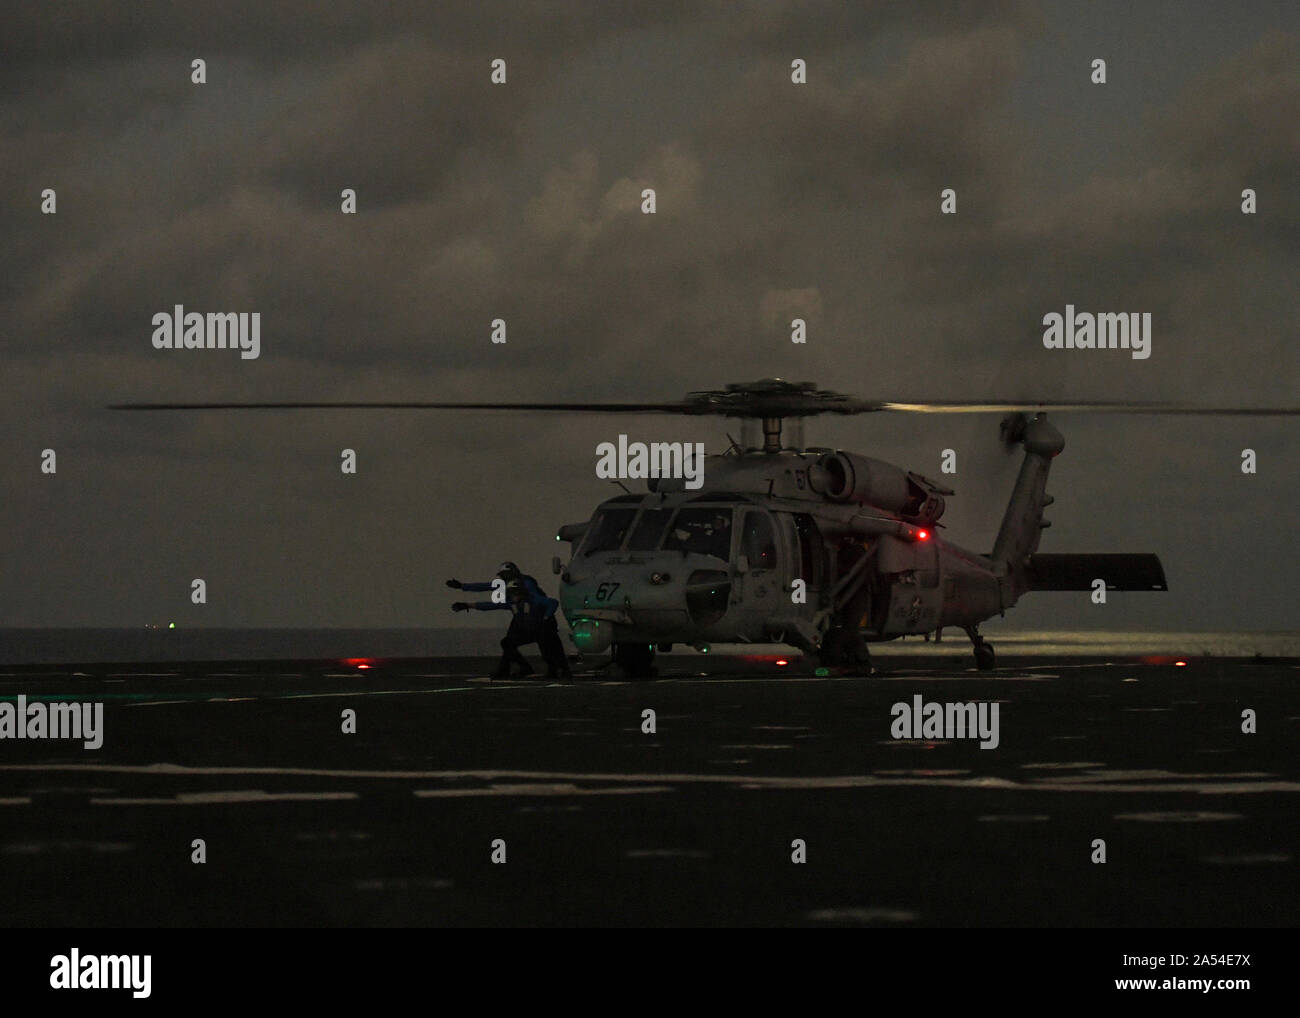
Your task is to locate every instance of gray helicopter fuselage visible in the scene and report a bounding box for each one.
[555,450,1007,656]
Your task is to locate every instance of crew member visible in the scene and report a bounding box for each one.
[448,562,573,680]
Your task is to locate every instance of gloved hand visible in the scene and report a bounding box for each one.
[446,579,463,589]
[451,602,470,612]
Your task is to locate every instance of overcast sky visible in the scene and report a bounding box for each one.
[1,1,1295,631]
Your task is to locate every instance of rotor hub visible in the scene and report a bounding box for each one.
[683,378,869,419]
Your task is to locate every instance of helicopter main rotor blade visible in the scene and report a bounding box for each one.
[880,402,1300,415]
[107,398,1300,415]
[106,400,707,413]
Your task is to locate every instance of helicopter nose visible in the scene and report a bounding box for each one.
[562,566,723,639]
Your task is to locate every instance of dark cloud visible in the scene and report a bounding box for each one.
[0,3,1295,628]
[0,2,700,67]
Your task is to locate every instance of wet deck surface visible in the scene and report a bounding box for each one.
[1,654,1296,926]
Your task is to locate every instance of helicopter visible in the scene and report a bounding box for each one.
[547,378,1168,676]
[113,377,1299,676]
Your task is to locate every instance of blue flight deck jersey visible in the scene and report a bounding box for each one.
[462,575,559,622]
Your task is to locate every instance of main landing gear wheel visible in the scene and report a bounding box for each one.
[817,626,874,675]
[612,642,656,679]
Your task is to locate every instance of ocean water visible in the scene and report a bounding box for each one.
[887,629,1300,658]
[0,628,495,665]
[0,628,1296,665]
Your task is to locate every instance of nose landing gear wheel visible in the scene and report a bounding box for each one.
[612,642,656,679]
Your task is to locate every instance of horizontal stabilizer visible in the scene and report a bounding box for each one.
[1026,553,1167,591]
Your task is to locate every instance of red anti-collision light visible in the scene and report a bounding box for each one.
[916,529,930,541]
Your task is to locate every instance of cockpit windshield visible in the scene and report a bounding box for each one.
[662,507,733,561]
[579,504,738,560]
[580,508,638,556]
[627,508,672,551]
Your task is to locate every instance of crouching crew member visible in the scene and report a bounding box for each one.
[448,562,573,680]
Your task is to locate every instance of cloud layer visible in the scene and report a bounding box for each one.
[1,3,1295,627]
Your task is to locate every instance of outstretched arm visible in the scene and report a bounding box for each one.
[446,578,498,593]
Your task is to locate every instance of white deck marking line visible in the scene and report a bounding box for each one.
[3,763,1299,794]
[92,791,358,805]
[414,785,671,798]
[126,686,480,705]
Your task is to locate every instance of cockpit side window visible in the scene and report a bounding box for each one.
[627,508,672,551]
[741,511,777,570]
[663,507,732,561]
[580,508,638,556]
